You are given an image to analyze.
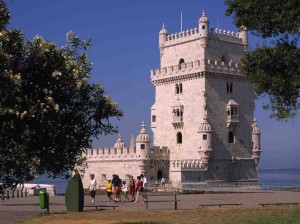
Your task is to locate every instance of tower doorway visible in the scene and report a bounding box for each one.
[157,170,163,180]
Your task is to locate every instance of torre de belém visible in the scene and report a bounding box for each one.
[81,11,262,189]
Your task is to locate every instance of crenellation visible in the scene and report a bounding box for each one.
[151,59,243,80]
[167,27,199,41]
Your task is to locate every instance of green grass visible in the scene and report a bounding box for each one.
[17,206,300,224]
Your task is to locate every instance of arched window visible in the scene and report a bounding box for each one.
[141,144,145,149]
[179,83,182,93]
[230,83,233,93]
[228,131,234,143]
[179,58,185,70]
[227,82,230,93]
[177,132,182,144]
[175,84,179,94]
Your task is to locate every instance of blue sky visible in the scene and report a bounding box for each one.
[7,0,300,169]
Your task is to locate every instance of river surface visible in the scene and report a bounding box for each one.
[29,168,300,194]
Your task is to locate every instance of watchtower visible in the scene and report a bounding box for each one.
[150,11,261,186]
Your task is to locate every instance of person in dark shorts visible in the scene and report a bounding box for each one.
[89,174,97,203]
[106,179,113,203]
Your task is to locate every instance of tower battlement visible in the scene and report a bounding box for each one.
[84,146,170,161]
[163,27,242,47]
[151,59,245,85]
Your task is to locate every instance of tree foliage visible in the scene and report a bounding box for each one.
[0,1,123,189]
[225,0,300,119]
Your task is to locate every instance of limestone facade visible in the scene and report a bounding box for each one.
[81,11,262,188]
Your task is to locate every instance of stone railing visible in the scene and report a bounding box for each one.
[171,159,207,170]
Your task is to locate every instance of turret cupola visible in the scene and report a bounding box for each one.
[136,121,150,142]
[114,133,125,148]
[159,23,168,47]
[198,10,209,39]
[136,122,151,159]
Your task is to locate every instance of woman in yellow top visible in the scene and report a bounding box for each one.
[106,179,113,203]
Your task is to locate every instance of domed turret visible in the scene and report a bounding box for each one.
[237,26,248,50]
[198,119,213,170]
[114,133,125,149]
[198,10,209,40]
[252,119,262,167]
[159,23,168,47]
[136,122,151,159]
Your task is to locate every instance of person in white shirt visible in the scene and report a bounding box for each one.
[89,174,97,203]
[140,174,147,201]
[160,177,165,188]
[121,180,129,202]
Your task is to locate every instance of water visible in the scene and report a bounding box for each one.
[30,168,300,194]
[29,174,69,195]
[258,168,300,186]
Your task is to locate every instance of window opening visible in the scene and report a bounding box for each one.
[228,131,234,143]
[175,84,179,94]
[177,132,182,144]
[141,144,145,149]
[179,58,185,70]
[152,115,156,122]
[179,83,182,93]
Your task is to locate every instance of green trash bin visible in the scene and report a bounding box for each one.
[39,190,49,210]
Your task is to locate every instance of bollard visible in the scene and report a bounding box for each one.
[21,189,23,197]
[25,189,28,197]
[12,190,14,199]
[175,193,177,210]
[7,190,9,199]
[17,190,19,198]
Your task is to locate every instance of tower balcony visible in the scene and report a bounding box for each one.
[226,115,239,127]
[172,116,183,129]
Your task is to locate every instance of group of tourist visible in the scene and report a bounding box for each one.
[89,173,147,203]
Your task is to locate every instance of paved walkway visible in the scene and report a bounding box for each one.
[1,191,300,224]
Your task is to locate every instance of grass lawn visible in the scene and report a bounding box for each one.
[17,206,300,224]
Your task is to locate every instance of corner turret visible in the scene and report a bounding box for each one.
[136,121,151,159]
[198,10,209,47]
[237,26,248,50]
[198,119,213,170]
[252,119,262,167]
[159,23,168,47]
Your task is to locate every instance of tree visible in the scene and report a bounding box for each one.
[0,1,123,190]
[225,0,300,119]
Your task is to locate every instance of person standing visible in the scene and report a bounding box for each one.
[121,180,129,202]
[106,179,113,203]
[134,176,144,203]
[140,174,147,201]
[129,175,136,202]
[89,174,97,203]
[160,177,165,188]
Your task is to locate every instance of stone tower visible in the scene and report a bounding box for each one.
[150,11,261,186]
